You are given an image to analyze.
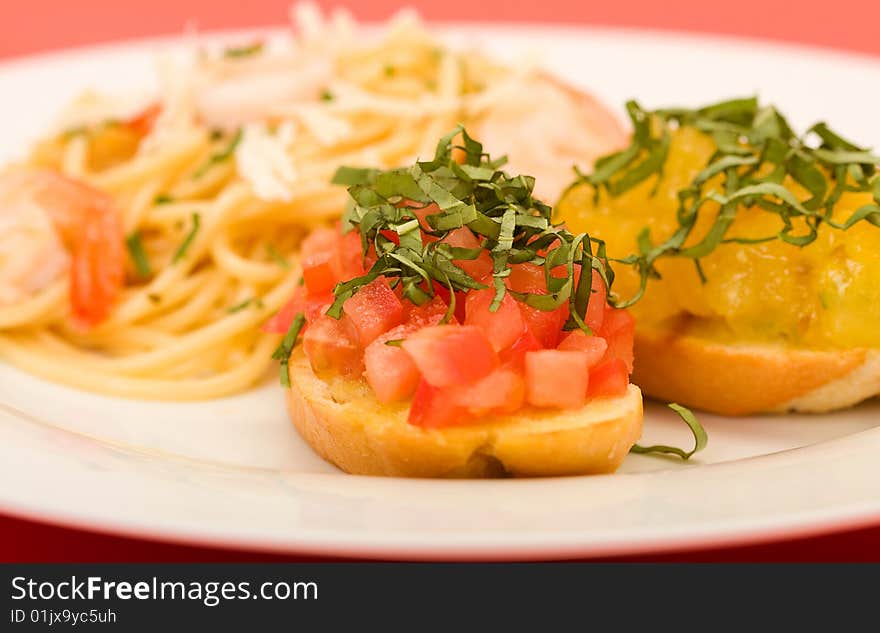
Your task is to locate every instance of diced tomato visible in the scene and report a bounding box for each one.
[464,288,526,351]
[519,302,569,348]
[332,229,366,281]
[406,202,441,232]
[408,379,472,428]
[524,350,590,409]
[548,259,579,281]
[301,227,338,258]
[301,251,337,294]
[302,315,364,377]
[500,328,543,369]
[403,295,450,327]
[449,367,525,415]
[440,227,493,280]
[507,263,569,347]
[364,325,421,403]
[557,330,608,367]
[262,287,331,333]
[342,277,403,345]
[379,229,400,245]
[584,270,606,332]
[401,325,497,387]
[431,282,467,323]
[588,359,629,398]
[599,308,635,373]
[507,262,547,293]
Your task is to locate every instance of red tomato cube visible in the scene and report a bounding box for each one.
[524,349,590,409]
[302,315,364,377]
[403,295,450,327]
[599,308,635,373]
[464,288,526,351]
[332,229,366,281]
[499,328,543,369]
[441,227,493,280]
[301,251,337,294]
[262,287,331,333]
[507,262,546,293]
[408,379,472,428]
[301,227,337,258]
[364,325,421,403]
[584,270,606,332]
[378,229,401,245]
[342,278,404,345]
[557,330,608,367]
[430,282,468,323]
[588,359,630,398]
[507,263,569,347]
[402,201,441,232]
[519,302,569,348]
[450,367,525,415]
[401,325,497,387]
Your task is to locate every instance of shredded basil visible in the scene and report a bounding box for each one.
[272,313,307,388]
[125,232,151,278]
[631,404,708,460]
[223,42,264,58]
[293,126,711,459]
[266,244,291,269]
[172,213,201,263]
[192,129,242,179]
[568,97,880,306]
[227,298,262,314]
[327,124,613,337]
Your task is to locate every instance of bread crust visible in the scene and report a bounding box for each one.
[633,324,880,415]
[285,349,643,478]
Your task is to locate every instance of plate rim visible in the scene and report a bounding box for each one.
[3,397,879,560]
[2,23,879,560]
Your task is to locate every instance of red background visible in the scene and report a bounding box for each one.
[2,0,879,562]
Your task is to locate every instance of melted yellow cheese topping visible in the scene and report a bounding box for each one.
[558,126,880,349]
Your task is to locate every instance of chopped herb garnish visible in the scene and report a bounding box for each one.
[192,129,242,179]
[147,293,162,304]
[223,41,264,58]
[266,244,291,269]
[328,124,614,337]
[384,338,405,347]
[125,232,151,278]
[631,404,708,460]
[172,213,201,263]
[568,97,880,306]
[320,89,334,102]
[154,194,174,205]
[210,128,224,141]
[270,125,708,460]
[271,313,307,387]
[227,298,262,313]
[383,65,396,77]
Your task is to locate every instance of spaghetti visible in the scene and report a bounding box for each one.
[0,5,624,400]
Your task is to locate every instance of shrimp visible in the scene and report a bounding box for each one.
[0,169,124,328]
[468,72,628,203]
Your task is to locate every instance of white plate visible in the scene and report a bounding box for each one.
[2,25,880,560]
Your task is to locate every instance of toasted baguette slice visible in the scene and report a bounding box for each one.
[285,349,643,478]
[633,324,880,416]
